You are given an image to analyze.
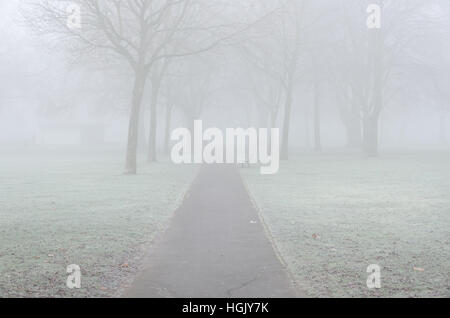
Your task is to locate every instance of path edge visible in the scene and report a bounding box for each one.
[238,170,305,298]
[118,165,202,298]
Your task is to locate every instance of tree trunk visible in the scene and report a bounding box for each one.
[164,104,173,155]
[304,100,310,148]
[364,85,382,157]
[281,75,294,160]
[364,21,383,157]
[364,115,379,157]
[339,93,362,149]
[147,76,162,162]
[439,114,446,145]
[313,82,322,152]
[267,112,277,153]
[137,105,147,153]
[125,70,147,174]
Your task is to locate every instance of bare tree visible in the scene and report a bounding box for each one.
[147,57,171,162]
[25,0,259,172]
[237,0,311,160]
[333,0,436,156]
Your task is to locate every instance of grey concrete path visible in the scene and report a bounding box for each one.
[124,165,298,298]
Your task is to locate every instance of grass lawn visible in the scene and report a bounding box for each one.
[0,149,198,297]
[242,151,450,297]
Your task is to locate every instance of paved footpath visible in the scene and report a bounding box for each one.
[124,165,298,298]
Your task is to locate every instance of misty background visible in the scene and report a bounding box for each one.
[0,0,449,165]
[1,0,449,298]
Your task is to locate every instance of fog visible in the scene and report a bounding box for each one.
[0,0,448,157]
[1,0,449,298]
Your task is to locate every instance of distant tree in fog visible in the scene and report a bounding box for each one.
[239,27,283,131]
[25,0,273,172]
[25,1,201,173]
[147,57,171,162]
[332,0,437,156]
[238,0,312,160]
[177,59,214,131]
